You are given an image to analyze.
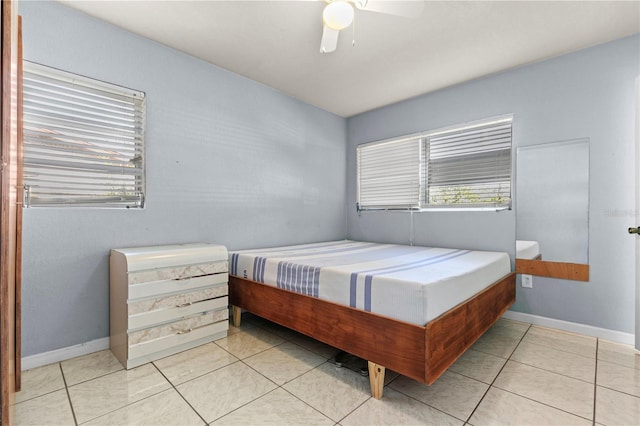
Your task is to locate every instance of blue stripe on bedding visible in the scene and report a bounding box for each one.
[352,249,472,310]
[230,253,239,276]
[237,240,356,255]
[276,261,321,297]
[252,257,259,281]
[252,256,267,282]
[260,242,378,259]
[364,276,373,311]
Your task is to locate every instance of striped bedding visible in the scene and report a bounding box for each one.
[229,240,510,326]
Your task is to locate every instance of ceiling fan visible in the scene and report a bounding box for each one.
[320,0,424,53]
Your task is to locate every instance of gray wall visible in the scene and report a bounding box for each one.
[347,35,640,334]
[20,2,347,356]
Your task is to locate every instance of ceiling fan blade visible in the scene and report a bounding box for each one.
[356,0,424,18]
[320,24,340,53]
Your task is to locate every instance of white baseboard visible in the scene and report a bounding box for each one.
[503,310,635,346]
[21,337,110,371]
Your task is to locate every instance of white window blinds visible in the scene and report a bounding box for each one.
[23,61,146,208]
[425,117,512,208]
[357,134,423,210]
[356,116,512,211]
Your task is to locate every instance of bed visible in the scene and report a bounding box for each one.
[228,240,515,398]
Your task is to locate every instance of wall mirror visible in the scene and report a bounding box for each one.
[515,139,590,280]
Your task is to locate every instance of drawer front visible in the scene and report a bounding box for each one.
[128,320,228,360]
[129,309,228,346]
[128,260,228,285]
[128,284,228,316]
[128,273,227,300]
[128,296,228,331]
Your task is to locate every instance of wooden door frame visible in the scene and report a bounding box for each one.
[1,0,21,423]
[635,77,639,352]
[14,12,22,390]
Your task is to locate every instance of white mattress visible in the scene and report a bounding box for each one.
[229,240,510,326]
[516,240,541,260]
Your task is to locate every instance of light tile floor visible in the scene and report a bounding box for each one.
[12,314,640,425]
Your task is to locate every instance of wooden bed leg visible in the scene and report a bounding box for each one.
[368,361,385,399]
[232,305,242,327]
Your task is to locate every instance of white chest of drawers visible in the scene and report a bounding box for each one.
[110,243,229,369]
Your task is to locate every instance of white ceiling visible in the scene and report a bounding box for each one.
[58,0,640,117]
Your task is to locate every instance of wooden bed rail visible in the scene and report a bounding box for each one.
[229,272,516,398]
[229,275,427,383]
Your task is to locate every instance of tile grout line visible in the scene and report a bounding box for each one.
[519,340,597,360]
[523,326,598,358]
[486,326,595,422]
[484,324,596,423]
[279,386,336,424]
[490,385,594,423]
[273,356,360,424]
[208,387,283,424]
[596,384,640,399]
[150,361,209,425]
[384,375,470,424]
[63,365,125,388]
[336,394,371,424]
[70,365,178,424]
[465,323,532,423]
[268,347,374,424]
[59,362,80,426]
[165,358,243,389]
[214,325,340,423]
[332,362,399,424]
[505,358,595,385]
[205,357,340,424]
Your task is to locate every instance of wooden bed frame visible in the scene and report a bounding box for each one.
[229,271,515,399]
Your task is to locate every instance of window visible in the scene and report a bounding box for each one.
[425,117,512,208]
[357,134,423,210]
[356,116,512,211]
[22,61,146,208]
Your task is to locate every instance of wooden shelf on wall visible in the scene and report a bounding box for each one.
[515,259,589,282]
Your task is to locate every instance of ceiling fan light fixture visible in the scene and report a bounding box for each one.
[323,1,355,31]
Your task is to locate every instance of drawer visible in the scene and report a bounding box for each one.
[128,320,228,360]
[128,260,228,285]
[128,295,228,331]
[128,272,228,299]
[128,284,228,316]
[128,309,228,346]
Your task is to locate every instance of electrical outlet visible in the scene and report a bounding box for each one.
[522,274,533,288]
